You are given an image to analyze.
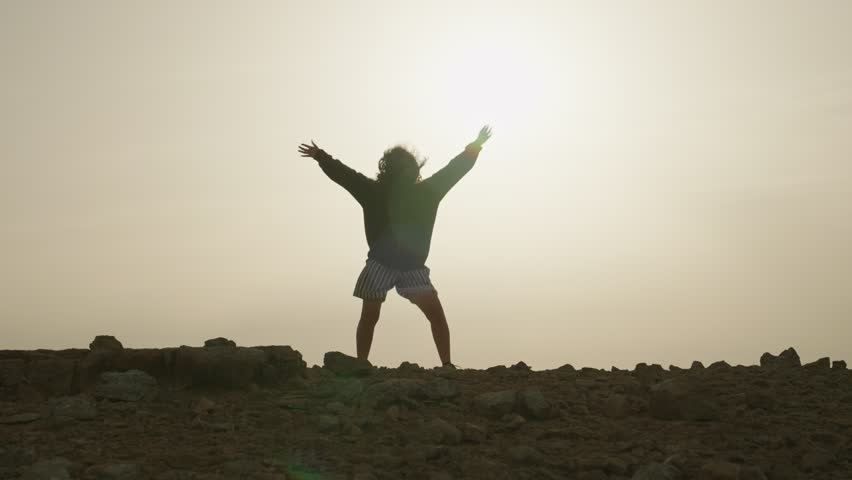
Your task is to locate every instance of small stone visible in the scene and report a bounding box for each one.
[460,422,487,443]
[84,463,143,480]
[385,404,401,421]
[316,414,340,433]
[690,361,705,370]
[323,351,373,377]
[193,396,217,415]
[738,466,768,480]
[745,391,776,411]
[577,471,607,480]
[423,418,462,445]
[602,394,630,419]
[21,457,74,480]
[800,450,833,471]
[507,445,543,464]
[556,363,575,372]
[631,462,683,480]
[472,390,517,418]
[708,361,730,369]
[49,395,98,420]
[499,413,526,431]
[517,387,555,419]
[832,360,847,370]
[203,337,236,347]
[398,361,423,372]
[0,413,40,424]
[699,461,739,479]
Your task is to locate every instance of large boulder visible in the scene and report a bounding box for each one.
[204,337,236,347]
[760,347,801,368]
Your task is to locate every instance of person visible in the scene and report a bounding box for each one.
[297,125,492,368]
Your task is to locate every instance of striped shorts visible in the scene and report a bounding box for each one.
[353,258,437,303]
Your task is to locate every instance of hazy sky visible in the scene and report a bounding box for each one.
[2,1,850,369]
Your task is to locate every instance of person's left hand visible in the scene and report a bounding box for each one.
[474,125,493,147]
[298,140,324,160]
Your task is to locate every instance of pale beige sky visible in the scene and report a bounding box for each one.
[2,1,850,369]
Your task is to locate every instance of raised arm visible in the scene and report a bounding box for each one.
[422,125,492,201]
[298,140,374,204]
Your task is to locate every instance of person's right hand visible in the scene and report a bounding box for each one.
[298,140,323,160]
[474,125,493,147]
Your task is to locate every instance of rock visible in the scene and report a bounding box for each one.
[424,379,460,400]
[738,466,767,480]
[803,357,830,369]
[744,390,776,411]
[422,417,462,445]
[602,394,631,419]
[510,361,531,371]
[204,337,236,347]
[759,347,801,368]
[649,379,719,421]
[690,361,704,369]
[499,413,526,431]
[506,445,543,464]
[323,351,373,377]
[48,394,98,420]
[577,471,608,480]
[174,345,264,388]
[27,357,75,397]
[556,363,576,372]
[0,412,40,424]
[398,361,423,372]
[698,461,739,479]
[668,365,682,372]
[385,404,401,421]
[460,422,488,443]
[313,377,365,405]
[316,414,340,433]
[85,463,143,480]
[631,462,683,480]
[359,378,425,409]
[800,450,833,471]
[832,360,847,369]
[95,370,158,401]
[89,335,124,352]
[708,361,730,369]
[21,457,74,480]
[517,387,555,419]
[472,390,517,418]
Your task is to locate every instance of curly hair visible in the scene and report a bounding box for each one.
[376,145,428,185]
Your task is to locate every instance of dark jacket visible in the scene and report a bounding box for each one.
[316,144,481,270]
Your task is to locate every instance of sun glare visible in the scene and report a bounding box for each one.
[430,30,556,138]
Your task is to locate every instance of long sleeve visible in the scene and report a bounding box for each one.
[315,150,374,205]
[421,143,481,201]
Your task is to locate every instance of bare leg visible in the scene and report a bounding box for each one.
[356,300,382,361]
[411,291,451,365]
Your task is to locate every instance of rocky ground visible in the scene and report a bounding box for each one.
[1,338,850,480]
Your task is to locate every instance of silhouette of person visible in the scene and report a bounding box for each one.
[298,125,492,368]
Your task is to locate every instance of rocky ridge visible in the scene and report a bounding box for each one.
[1,337,850,479]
